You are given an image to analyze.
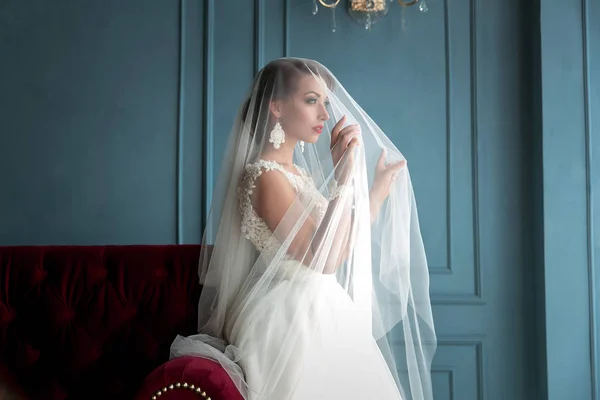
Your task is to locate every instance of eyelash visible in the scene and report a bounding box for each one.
[306,98,331,108]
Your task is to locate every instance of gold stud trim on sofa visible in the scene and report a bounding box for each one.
[151,382,211,399]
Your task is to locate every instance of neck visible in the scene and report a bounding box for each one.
[260,138,298,166]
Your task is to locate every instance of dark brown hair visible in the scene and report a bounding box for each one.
[241,58,335,138]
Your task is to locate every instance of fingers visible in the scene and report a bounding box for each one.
[388,160,406,172]
[374,148,406,181]
[332,116,363,148]
[331,126,361,154]
[348,136,360,150]
[340,126,361,148]
[330,116,346,147]
[342,130,361,152]
[376,149,387,170]
[389,160,406,181]
[377,149,405,170]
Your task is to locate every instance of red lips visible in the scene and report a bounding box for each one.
[313,125,324,134]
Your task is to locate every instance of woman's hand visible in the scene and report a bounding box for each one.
[330,115,361,183]
[370,149,406,222]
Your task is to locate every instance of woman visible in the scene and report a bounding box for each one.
[171,58,436,400]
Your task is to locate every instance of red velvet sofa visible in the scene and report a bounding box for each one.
[0,245,244,400]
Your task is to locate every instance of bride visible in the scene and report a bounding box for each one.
[170,58,436,400]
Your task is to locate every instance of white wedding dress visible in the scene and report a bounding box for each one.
[221,159,404,400]
[173,58,435,400]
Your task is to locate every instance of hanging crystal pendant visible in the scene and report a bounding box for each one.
[401,5,407,32]
[331,6,337,32]
[312,0,319,15]
[348,0,388,29]
[419,0,428,12]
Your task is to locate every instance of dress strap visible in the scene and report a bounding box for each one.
[245,160,301,191]
[237,160,300,214]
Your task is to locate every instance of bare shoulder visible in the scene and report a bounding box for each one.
[252,167,296,211]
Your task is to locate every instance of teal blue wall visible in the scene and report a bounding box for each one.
[0,1,598,399]
[0,0,205,244]
[538,0,599,399]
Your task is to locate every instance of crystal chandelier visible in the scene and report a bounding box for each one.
[312,0,429,32]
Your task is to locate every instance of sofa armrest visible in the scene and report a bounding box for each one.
[0,362,29,400]
[134,356,244,400]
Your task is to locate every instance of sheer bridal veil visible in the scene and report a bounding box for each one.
[170,57,436,400]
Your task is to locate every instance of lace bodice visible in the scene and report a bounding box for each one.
[237,159,328,257]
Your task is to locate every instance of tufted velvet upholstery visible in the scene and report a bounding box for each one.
[0,245,243,400]
[134,356,245,400]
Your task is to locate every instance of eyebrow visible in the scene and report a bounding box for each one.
[304,91,330,102]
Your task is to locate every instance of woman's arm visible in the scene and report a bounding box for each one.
[333,152,408,267]
[253,169,354,274]
[369,150,406,224]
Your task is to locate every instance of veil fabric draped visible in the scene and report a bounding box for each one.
[170,58,436,400]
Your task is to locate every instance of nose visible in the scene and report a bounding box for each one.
[318,103,329,121]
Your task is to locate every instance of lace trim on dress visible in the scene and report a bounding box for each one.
[237,159,327,258]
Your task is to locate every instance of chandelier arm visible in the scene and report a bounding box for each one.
[397,0,420,5]
[318,0,341,8]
